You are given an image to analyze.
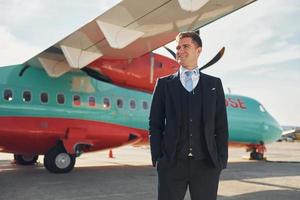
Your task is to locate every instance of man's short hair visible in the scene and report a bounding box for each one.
[176,31,202,47]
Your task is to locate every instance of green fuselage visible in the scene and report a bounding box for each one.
[0,65,282,145]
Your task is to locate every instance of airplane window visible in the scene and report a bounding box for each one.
[73,95,81,106]
[117,99,123,108]
[142,101,148,110]
[89,96,96,107]
[23,91,31,102]
[57,94,65,104]
[130,99,136,109]
[3,89,13,101]
[103,97,110,108]
[40,92,48,103]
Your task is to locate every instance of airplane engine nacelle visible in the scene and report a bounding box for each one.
[89,53,179,93]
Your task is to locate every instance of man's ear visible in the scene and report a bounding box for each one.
[197,47,202,54]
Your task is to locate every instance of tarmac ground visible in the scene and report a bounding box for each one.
[0,141,299,200]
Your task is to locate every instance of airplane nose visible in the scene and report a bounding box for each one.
[261,115,282,143]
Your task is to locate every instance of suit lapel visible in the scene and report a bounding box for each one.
[167,71,182,121]
[200,72,214,129]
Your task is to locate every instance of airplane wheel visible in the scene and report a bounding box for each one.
[14,154,38,165]
[250,151,264,160]
[44,144,76,173]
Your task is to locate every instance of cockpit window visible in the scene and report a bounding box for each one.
[259,105,266,112]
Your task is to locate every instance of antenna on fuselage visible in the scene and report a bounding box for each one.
[227,88,231,94]
[19,64,31,76]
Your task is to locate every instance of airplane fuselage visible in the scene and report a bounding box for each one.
[0,65,282,155]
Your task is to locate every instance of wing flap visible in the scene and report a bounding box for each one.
[24,0,256,77]
[61,45,102,69]
[96,20,144,49]
[38,57,70,77]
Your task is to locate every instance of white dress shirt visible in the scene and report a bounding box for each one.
[179,66,200,91]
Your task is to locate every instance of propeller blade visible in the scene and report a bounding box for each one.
[199,47,225,71]
[163,46,176,59]
[150,52,155,83]
[81,67,111,83]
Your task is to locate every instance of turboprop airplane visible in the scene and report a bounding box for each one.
[0,0,282,173]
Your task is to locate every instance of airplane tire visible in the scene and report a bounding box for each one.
[250,151,264,160]
[14,154,38,165]
[44,145,76,173]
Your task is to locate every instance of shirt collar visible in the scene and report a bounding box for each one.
[180,66,200,77]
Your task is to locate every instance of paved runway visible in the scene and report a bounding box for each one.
[0,142,299,200]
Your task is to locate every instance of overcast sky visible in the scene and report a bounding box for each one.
[0,0,299,125]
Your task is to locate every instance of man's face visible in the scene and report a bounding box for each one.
[176,37,201,69]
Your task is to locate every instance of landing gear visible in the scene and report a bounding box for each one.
[44,144,76,173]
[14,154,38,165]
[247,142,266,160]
[250,151,264,160]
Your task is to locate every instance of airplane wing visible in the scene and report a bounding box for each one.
[280,126,300,141]
[282,127,296,135]
[23,0,256,84]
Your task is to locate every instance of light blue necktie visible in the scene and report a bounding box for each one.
[184,71,193,92]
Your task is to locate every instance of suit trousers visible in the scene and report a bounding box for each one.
[157,157,221,200]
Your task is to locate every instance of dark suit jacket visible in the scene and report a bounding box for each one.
[149,71,228,170]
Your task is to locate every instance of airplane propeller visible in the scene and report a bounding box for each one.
[163,29,225,71]
[199,47,225,71]
[163,46,225,71]
[82,46,225,85]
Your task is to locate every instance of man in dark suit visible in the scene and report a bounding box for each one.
[149,31,228,200]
